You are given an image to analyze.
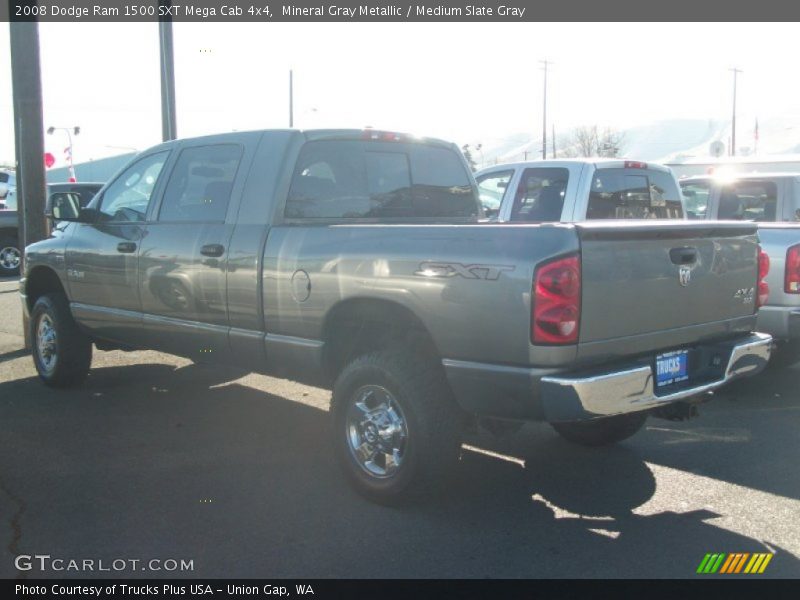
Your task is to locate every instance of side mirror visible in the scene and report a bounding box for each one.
[0,182,8,200]
[48,192,83,221]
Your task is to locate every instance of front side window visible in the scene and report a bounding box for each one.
[510,167,569,222]
[73,185,101,207]
[587,169,683,220]
[159,144,242,223]
[285,140,478,220]
[99,151,169,222]
[476,170,514,212]
[680,181,711,219]
[718,180,779,222]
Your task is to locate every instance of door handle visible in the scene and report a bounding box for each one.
[670,247,698,265]
[200,244,225,258]
[117,242,137,253]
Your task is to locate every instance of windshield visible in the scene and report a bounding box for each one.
[587,168,684,219]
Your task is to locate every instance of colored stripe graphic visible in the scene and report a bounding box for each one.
[744,554,761,573]
[699,552,774,574]
[719,554,736,573]
[734,553,750,573]
[758,554,773,573]
[696,554,713,574]
[704,553,726,573]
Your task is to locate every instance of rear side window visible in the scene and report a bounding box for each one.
[587,169,683,219]
[718,180,778,222]
[159,144,243,223]
[509,167,569,222]
[285,140,479,220]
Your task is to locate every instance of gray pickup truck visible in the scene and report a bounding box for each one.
[0,181,102,276]
[681,173,800,365]
[20,129,772,502]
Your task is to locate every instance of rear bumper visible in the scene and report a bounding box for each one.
[443,333,772,423]
[541,333,771,421]
[756,305,800,341]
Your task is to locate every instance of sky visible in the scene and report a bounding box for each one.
[1,22,799,168]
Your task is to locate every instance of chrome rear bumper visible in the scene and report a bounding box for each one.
[540,333,772,422]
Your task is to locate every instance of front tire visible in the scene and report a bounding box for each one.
[30,293,92,387]
[331,348,464,504]
[551,412,647,447]
[0,236,21,276]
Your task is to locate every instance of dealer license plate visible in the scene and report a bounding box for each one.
[655,350,689,388]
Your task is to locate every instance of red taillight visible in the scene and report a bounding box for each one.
[757,246,770,308]
[532,254,581,345]
[759,249,770,281]
[785,244,800,294]
[623,160,648,169]
[362,129,404,142]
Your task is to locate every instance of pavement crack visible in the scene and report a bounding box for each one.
[0,478,26,578]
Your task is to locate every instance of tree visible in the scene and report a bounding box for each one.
[574,126,599,157]
[563,126,625,158]
[597,128,625,158]
[461,144,477,172]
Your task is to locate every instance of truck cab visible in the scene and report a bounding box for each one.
[476,158,685,222]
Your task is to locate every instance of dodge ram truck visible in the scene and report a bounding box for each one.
[681,173,800,365]
[20,129,772,502]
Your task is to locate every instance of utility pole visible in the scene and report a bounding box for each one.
[729,67,742,157]
[289,69,294,128]
[10,22,48,252]
[158,11,177,142]
[540,60,551,159]
[10,22,47,349]
[552,124,556,159]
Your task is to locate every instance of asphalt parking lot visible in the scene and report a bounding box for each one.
[1,275,799,579]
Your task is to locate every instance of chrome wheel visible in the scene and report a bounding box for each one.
[36,314,58,375]
[0,246,20,271]
[346,385,408,479]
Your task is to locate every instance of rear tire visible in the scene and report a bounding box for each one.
[551,412,647,447]
[30,293,92,387]
[0,235,21,276]
[767,340,800,369]
[331,348,464,504]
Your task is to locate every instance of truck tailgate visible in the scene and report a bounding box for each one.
[576,221,759,356]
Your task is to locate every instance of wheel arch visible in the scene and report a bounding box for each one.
[321,297,441,381]
[25,265,68,310]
